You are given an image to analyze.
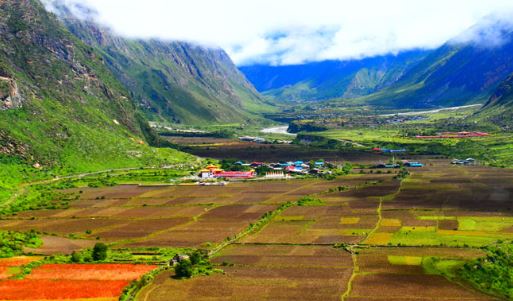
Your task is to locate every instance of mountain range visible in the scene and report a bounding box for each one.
[241,23,513,109]
[240,50,429,102]
[1,0,513,177]
[48,1,274,125]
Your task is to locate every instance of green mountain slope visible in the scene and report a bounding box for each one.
[476,73,513,130]
[47,1,275,125]
[242,23,513,109]
[0,0,193,202]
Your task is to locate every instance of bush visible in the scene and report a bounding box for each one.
[70,251,82,263]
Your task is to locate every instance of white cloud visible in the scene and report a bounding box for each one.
[44,0,513,65]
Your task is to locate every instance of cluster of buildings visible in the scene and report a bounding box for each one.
[372,147,407,154]
[198,160,328,180]
[451,158,476,165]
[271,160,326,174]
[199,165,256,179]
[238,136,293,144]
[239,136,267,143]
[373,160,424,169]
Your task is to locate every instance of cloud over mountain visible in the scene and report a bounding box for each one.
[43,0,513,66]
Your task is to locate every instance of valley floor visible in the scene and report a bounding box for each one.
[1,155,511,300]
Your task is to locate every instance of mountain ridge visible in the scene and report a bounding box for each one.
[241,23,513,109]
[0,0,190,174]
[47,0,275,125]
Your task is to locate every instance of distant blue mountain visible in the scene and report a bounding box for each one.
[240,22,513,109]
[240,50,429,102]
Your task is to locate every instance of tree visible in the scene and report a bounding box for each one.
[92,243,108,261]
[70,251,82,263]
[175,259,193,278]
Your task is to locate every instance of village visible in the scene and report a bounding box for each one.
[196,159,332,182]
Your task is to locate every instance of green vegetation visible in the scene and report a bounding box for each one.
[0,230,42,258]
[120,266,166,301]
[395,167,410,180]
[0,0,198,213]
[460,242,513,299]
[307,115,513,168]
[174,250,219,279]
[62,13,275,125]
[297,196,325,206]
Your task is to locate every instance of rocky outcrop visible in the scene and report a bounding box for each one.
[0,77,23,110]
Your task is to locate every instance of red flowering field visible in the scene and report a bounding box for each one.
[0,263,157,300]
[27,263,157,281]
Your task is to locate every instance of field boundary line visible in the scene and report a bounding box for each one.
[362,198,383,244]
[341,252,359,301]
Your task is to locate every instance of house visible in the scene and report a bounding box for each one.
[250,162,264,167]
[199,169,213,179]
[405,162,424,167]
[314,161,325,167]
[279,162,294,167]
[374,163,399,169]
[265,171,290,179]
[294,161,304,167]
[285,165,304,173]
[170,254,190,266]
[373,148,406,154]
[451,158,476,165]
[213,170,256,179]
[383,148,406,154]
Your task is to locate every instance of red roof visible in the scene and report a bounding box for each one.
[214,171,255,178]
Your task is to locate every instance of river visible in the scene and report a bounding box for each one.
[260,126,297,136]
[378,104,482,117]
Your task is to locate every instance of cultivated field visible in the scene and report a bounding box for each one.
[167,136,386,163]
[135,159,511,300]
[1,158,512,300]
[0,261,156,300]
[0,178,378,251]
[138,245,353,301]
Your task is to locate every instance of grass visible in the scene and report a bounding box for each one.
[388,255,423,266]
[388,226,512,247]
[312,127,513,168]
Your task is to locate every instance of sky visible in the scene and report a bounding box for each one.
[44,0,513,66]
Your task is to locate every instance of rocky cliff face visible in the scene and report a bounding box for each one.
[0,0,169,167]
[485,73,513,108]
[0,76,23,110]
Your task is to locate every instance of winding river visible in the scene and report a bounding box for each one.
[260,126,297,136]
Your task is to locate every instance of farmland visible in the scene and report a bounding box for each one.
[166,136,384,163]
[0,155,512,299]
[0,261,156,300]
[132,159,512,300]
